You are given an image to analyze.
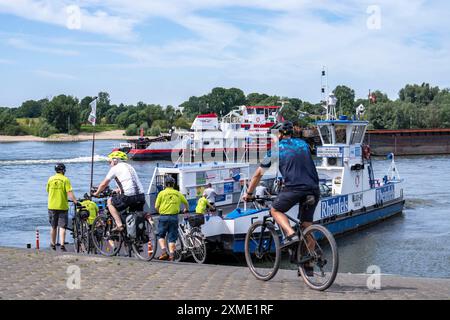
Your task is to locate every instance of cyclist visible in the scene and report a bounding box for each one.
[92,151,145,232]
[243,121,320,272]
[46,163,78,251]
[155,176,189,261]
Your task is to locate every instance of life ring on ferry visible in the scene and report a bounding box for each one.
[256,117,261,123]
[362,145,371,160]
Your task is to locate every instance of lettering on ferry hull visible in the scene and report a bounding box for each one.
[376,184,395,205]
[321,195,349,219]
[352,192,363,208]
[317,147,343,158]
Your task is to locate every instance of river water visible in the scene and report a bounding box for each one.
[0,140,449,278]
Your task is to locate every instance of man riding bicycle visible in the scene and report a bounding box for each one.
[92,151,146,232]
[243,121,320,248]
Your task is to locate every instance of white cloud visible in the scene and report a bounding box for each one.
[34,69,76,80]
[1,0,449,104]
[0,0,136,40]
[0,58,14,64]
[6,38,79,56]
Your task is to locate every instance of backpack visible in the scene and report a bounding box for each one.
[126,212,148,242]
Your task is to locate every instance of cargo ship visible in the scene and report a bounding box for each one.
[366,128,450,156]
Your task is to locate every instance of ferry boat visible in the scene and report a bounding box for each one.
[115,105,282,162]
[145,95,405,253]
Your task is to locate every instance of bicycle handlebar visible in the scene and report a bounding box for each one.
[90,186,115,198]
[244,195,276,202]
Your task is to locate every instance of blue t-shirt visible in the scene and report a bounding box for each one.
[260,138,319,190]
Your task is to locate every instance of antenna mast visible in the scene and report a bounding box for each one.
[321,66,329,102]
[321,67,337,120]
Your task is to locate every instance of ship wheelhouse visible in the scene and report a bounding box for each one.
[315,116,370,196]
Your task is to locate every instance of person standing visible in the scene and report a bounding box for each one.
[195,195,215,215]
[46,163,77,251]
[155,176,189,261]
[255,181,271,208]
[203,183,217,207]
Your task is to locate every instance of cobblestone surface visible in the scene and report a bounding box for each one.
[0,247,449,300]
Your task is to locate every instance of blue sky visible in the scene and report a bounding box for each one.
[0,0,449,107]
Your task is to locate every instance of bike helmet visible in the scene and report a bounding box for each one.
[272,121,294,136]
[55,163,66,173]
[107,151,128,161]
[165,175,176,187]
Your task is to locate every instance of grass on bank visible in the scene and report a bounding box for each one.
[13,118,120,137]
[80,123,118,132]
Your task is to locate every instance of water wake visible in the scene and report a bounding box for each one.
[405,198,442,209]
[0,155,108,166]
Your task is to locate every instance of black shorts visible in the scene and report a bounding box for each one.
[111,194,146,212]
[272,188,320,223]
[48,210,68,229]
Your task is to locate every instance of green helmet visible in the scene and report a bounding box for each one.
[108,151,128,161]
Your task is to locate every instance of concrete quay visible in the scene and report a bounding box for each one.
[0,247,449,300]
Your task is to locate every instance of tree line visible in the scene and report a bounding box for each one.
[1,83,449,137]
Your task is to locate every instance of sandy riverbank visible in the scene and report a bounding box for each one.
[0,130,139,143]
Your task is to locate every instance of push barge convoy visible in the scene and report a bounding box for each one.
[366,128,450,156]
[115,105,282,162]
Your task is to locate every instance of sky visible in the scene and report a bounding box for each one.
[0,0,449,107]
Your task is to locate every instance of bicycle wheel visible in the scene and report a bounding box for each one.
[132,220,158,261]
[91,215,122,256]
[72,218,81,253]
[78,220,90,254]
[297,224,338,291]
[190,230,207,264]
[172,235,184,262]
[244,221,281,281]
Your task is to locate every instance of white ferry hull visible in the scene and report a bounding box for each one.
[201,181,404,253]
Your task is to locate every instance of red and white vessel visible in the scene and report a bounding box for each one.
[115,105,282,162]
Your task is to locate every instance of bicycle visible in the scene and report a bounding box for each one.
[172,213,207,264]
[71,201,92,254]
[90,189,158,261]
[244,197,339,291]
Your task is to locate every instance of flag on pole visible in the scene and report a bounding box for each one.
[88,99,97,126]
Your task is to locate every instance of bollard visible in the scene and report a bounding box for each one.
[36,228,40,250]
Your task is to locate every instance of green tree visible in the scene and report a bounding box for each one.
[288,98,303,111]
[371,90,390,103]
[165,105,176,123]
[96,92,111,123]
[246,93,269,105]
[302,102,323,115]
[174,117,191,129]
[148,126,161,137]
[37,122,58,137]
[333,85,355,116]
[180,87,245,119]
[125,123,138,136]
[279,105,299,122]
[399,83,439,105]
[0,109,23,135]
[42,95,80,133]
[16,99,48,118]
